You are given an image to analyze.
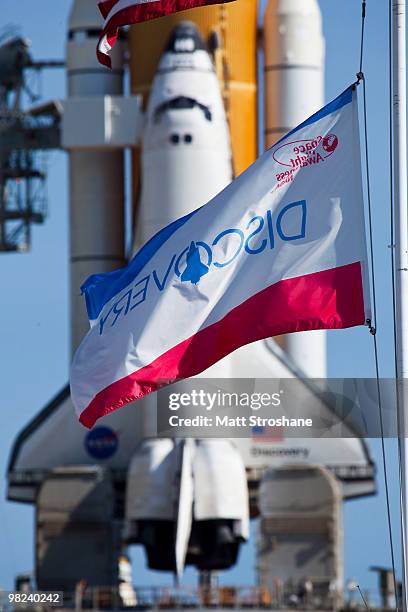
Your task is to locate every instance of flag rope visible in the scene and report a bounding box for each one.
[358,0,400,606]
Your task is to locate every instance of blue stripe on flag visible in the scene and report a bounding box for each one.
[82,207,202,321]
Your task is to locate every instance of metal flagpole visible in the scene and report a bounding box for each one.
[392,0,408,609]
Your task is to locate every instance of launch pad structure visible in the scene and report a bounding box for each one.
[0,36,63,252]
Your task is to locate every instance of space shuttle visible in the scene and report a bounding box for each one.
[126,22,248,577]
[136,20,233,243]
[7,0,377,589]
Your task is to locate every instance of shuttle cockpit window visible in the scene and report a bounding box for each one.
[155,96,212,122]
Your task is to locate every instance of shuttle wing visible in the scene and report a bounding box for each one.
[7,386,146,503]
[8,341,377,504]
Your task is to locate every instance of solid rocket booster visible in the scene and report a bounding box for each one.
[263,0,326,377]
[263,0,325,146]
[67,0,125,353]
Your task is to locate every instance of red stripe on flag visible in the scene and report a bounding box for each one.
[98,0,120,19]
[79,262,366,428]
[97,0,236,67]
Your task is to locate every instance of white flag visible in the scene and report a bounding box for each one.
[71,85,371,428]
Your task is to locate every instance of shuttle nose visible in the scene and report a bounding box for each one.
[165,20,207,54]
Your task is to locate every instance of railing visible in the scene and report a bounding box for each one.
[0,586,387,612]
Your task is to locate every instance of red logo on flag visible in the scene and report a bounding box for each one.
[322,134,339,154]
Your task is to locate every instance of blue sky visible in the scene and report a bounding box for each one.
[0,0,403,599]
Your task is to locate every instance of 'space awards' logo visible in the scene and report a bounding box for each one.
[274,133,339,189]
[273,133,339,169]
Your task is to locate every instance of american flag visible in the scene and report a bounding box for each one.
[251,425,284,443]
[97,0,236,68]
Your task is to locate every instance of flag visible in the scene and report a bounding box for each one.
[97,0,236,68]
[71,86,371,428]
[252,425,284,443]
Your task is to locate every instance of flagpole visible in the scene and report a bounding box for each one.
[392,0,408,609]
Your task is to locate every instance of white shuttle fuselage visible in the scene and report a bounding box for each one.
[136,22,232,246]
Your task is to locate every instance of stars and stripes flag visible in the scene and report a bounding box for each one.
[97,0,236,68]
[252,425,284,443]
[71,86,371,428]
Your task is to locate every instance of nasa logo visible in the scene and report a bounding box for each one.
[85,427,118,460]
[273,134,340,189]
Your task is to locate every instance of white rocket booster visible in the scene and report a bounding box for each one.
[67,0,126,353]
[263,0,326,377]
[263,0,325,146]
